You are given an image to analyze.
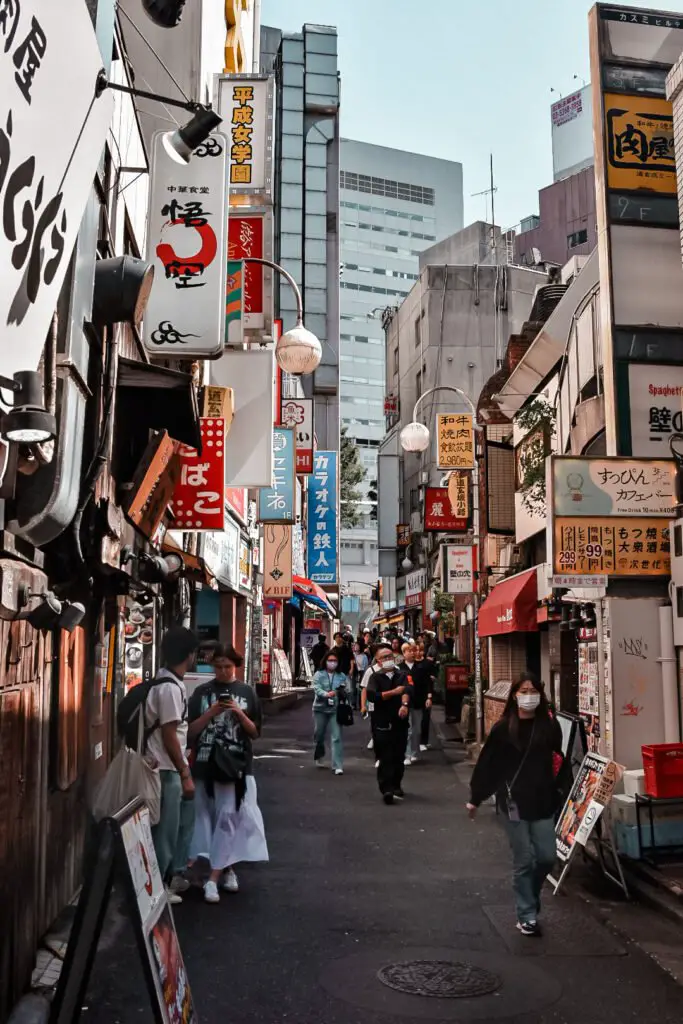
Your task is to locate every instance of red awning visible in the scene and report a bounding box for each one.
[478,568,538,638]
[292,576,337,618]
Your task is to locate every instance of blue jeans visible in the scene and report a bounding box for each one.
[313,710,343,770]
[502,816,556,924]
[151,770,196,880]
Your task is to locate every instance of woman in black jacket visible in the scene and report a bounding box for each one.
[467,672,562,937]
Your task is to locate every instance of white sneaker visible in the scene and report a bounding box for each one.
[204,880,220,903]
[334,768,344,776]
[419,744,428,752]
[169,874,190,894]
[165,887,183,905]
[367,739,374,750]
[222,868,239,893]
[374,759,380,768]
[315,759,326,768]
[404,757,412,766]
[410,755,420,764]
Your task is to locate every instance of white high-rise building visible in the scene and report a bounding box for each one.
[339,140,463,626]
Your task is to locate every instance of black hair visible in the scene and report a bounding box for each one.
[212,643,244,668]
[333,631,344,641]
[318,633,327,641]
[161,626,199,668]
[500,670,552,747]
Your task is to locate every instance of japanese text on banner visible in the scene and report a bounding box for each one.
[306,451,338,585]
[172,419,226,531]
[258,428,295,523]
[437,414,474,470]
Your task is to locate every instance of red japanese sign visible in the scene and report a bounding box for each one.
[228,215,263,315]
[424,487,467,532]
[226,487,246,523]
[445,664,469,691]
[172,418,226,531]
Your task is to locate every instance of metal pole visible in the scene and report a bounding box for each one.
[243,257,304,326]
[595,597,608,757]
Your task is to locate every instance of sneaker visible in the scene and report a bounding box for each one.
[393,789,405,800]
[165,887,183,905]
[314,759,326,769]
[404,757,412,766]
[419,744,429,752]
[410,755,420,764]
[374,759,380,768]
[204,880,220,903]
[222,869,239,893]
[169,874,191,894]
[383,792,394,805]
[367,739,374,750]
[516,920,540,937]
[334,768,344,776]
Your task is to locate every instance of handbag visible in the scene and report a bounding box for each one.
[91,706,161,824]
[336,687,354,727]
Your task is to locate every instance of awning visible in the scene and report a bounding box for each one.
[478,568,538,638]
[293,575,337,618]
[117,357,201,451]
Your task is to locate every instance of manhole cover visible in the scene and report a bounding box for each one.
[377,960,501,999]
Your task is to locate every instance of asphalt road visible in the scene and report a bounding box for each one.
[84,701,683,1023]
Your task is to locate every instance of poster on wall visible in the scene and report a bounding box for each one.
[123,599,157,693]
[578,641,600,752]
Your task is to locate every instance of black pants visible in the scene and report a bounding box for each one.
[420,706,431,746]
[374,723,408,795]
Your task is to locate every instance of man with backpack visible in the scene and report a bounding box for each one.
[144,626,199,903]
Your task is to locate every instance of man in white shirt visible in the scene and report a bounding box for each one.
[147,626,199,903]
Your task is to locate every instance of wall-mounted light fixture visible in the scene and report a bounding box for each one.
[142,0,188,28]
[17,585,86,632]
[0,371,56,445]
[92,256,155,327]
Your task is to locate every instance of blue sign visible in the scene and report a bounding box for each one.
[258,428,295,523]
[307,450,338,584]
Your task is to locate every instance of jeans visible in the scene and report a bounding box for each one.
[313,710,343,770]
[151,770,196,880]
[407,709,423,759]
[420,706,431,746]
[374,723,408,795]
[502,816,557,924]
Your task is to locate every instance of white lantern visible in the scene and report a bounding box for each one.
[276,323,322,375]
[401,556,413,570]
[400,420,430,452]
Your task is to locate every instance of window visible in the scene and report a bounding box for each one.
[416,369,422,399]
[340,170,435,206]
[342,262,418,281]
[568,228,588,248]
[393,347,399,375]
[340,200,435,226]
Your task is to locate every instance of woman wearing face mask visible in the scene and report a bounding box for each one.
[466,672,562,937]
[351,641,369,710]
[312,653,349,774]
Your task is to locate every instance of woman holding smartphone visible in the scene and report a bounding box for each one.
[467,672,562,936]
[187,644,268,904]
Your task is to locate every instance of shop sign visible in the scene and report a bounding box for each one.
[384,394,398,415]
[226,213,265,344]
[263,523,293,598]
[628,364,683,456]
[239,540,251,590]
[258,427,295,523]
[447,471,469,520]
[406,569,427,608]
[215,74,274,194]
[552,89,583,127]
[203,385,234,428]
[551,574,607,590]
[556,753,621,861]
[0,0,113,380]
[292,523,305,577]
[605,93,676,195]
[281,398,314,474]
[143,130,228,358]
[306,451,338,585]
[126,432,180,542]
[445,664,470,691]
[552,457,675,517]
[436,414,474,470]
[202,516,240,590]
[172,419,226,531]
[424,487,467,532]
[396,524,411,547]
[226,487,246,523]
[553,517,670,576]
[442,544,477,595]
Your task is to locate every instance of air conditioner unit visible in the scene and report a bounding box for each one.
[670,519,683,645]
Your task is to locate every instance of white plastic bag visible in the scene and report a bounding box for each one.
[91,703,161,824]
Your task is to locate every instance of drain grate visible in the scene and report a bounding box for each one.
[377,960,501,999]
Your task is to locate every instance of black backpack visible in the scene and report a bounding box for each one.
[116,674,183,753]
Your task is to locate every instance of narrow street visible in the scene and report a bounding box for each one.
[84,703,683,1024]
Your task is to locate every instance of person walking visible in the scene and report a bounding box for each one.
[187,644,268,904]
[467,672,563,936]
[390,636,405,666]
[310,633,329,672]
[360,643,390,763]
[367,646,412,805]
[329,631,353,677]
[402,642,434,764]
[416,641,438,751]
[351,641,369,710]
[145,626,200,905]
[312,651,349,774]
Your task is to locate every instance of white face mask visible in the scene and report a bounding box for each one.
[326,661,338,673]
[516,693,541,711]
[381,659,395,673]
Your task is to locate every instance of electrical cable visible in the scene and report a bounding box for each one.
[116,1,194,103]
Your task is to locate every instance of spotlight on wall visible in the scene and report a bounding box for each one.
[163,108,223,165]
[19,586,86,632]
[142,0,187,28]
[92,256,155,327]
[0,371,56,444]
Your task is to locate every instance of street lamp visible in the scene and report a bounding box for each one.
[399,384,484,744]
[244,258,322,375]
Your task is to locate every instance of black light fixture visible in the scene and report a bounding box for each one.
[0,371,56,445]
[18,586,86,632]
[569,606,582,630]
[142,0,187,28]
[583,603,597,629]
[92,256,155,327]
[162,108,223,165]
[559,605,572,632]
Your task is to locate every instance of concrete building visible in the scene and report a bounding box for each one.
[514,166,597,268]
[338,140,463,626]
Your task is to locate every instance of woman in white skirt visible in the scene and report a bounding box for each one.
[187,644,269,903]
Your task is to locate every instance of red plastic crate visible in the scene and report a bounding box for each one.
[642,744,683,798]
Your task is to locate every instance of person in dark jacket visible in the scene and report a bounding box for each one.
[403,642,434,763]
[329,632,353,676]
[416,641,438,750]
[467,671,563,937]
[366,646,413,804]
[310,634,329,672]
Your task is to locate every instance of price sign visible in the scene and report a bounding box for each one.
[553,517,670,576]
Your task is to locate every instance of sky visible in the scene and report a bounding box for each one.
[261,0,683,229]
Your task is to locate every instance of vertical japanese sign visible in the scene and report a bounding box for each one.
[172,419,226,531]
[447,471,469,520]
[442,544,476,595]
[263,524,293,598]
[281,398,314,474]
[226,214,264,343]
[436,414,474,470]
[0,0,113,378]
[143,131,228,357]
[307,451,338,585]
[215,75,274,195]
[258,427,295,523]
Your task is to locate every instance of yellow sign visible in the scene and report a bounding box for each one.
[554,517,670,576]
[448,472,469,521]
[436,414,474,470]
[229,84,256,186]
[605,93,676,195]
